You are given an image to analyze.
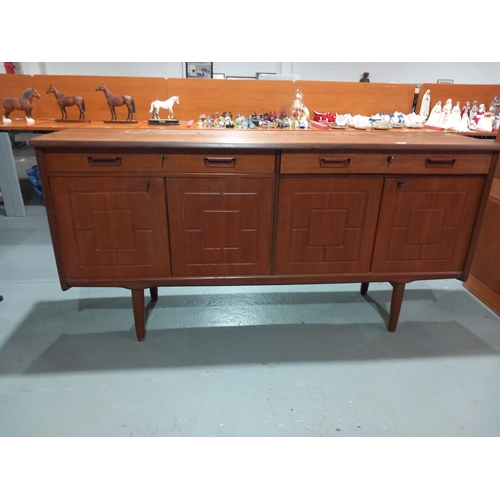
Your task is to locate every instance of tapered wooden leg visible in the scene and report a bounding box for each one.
[131,289,146,341]
[150,286,158,302]
[388,283,406,332]
[360,282,369,296]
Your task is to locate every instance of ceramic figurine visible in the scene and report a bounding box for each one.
[360,72,370,82]
[197,114,207,127]
[149,96,179,120]
[404,112,426,128]
[46,85,86,121]
[1,88,41,125]
[473,103,486,124]
[290,89,310,122]
[455,112,470,132]
[389,111,405,126]
[425,101,442,127]
[314,111,336,122]
[470,100,478,121]
[351,114,372,128]
[331,114,347,127]
[95,84,136,121]
[419,89,431,117]
[489,96,499,115]
[299,114,309,128]
[444,102,461,130]
[476,112,495,132]
[436,98,452,128]
[461,101,470,118]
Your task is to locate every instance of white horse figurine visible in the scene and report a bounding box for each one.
[149,96,179,120]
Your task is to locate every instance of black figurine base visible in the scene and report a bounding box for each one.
[148,119,180,125]
[55,119,91,123]
[103,120,138,124]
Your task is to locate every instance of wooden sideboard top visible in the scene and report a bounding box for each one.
[28,128,500,153]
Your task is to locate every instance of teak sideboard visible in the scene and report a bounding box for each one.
[29,129,500,340]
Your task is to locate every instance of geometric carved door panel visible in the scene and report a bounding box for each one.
[469,197,500,291]
[50,177,170,280]
[371,177,483,274]
[167,177,274,276]
[276,178,383,274]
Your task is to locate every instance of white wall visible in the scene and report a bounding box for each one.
[6,62,500,84]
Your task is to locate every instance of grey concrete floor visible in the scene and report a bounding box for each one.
[1,144,500,437]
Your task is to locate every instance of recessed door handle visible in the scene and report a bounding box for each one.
[319,157,351,168]
[87,156,122,166]
[204,157,236,168]
[425,158,456,168]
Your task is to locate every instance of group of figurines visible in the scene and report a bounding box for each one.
[4,84,499,133]
[1,85,182,124]
[1,84,140,124]
[420,90,500,133]
[197,90,312,129]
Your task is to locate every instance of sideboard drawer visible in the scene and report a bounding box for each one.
[389,154,491,174]
[44,153,162,173]
[281,153,389,174]
[163,151,275,174]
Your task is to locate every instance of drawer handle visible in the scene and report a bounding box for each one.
[425,158,455,168]
[319,157,351,168]
[204,156,236,168]
[87,156,122,166]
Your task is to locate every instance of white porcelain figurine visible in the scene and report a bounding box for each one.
[149,96,179,120]
[425,101,442,127]
[444,102,462,130]
[419,89,431,118]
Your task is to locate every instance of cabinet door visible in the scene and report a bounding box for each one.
[276,178,383,274]
[469,195,500,292]
[372,177,483,274]
[167,177,274,277]
[50,177,170,281]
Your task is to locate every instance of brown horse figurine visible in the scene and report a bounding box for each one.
[46,85,86,120]
[2,88,41,123]
[95,84,135,121]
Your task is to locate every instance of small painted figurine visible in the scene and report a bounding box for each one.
[489,96,499,116]
[476,112,495,132]
[470,100,478,121]
[96,84,135,121]
[473,103,486,124]
[2,88,41,125]
[461,101,470,118]
[46,85,86,120]
[360,72,370,82]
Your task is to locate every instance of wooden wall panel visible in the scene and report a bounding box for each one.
[33,75,168,121]
[166,78,294,120]
[292,81,416,116]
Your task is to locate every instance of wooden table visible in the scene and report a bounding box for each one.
[28,128,500,339]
